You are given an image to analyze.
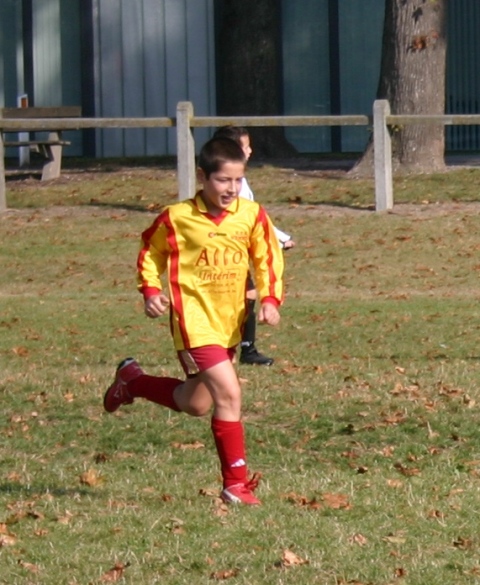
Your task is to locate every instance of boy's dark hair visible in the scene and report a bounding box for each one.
[213,125,249,145]
[197,137,246,178]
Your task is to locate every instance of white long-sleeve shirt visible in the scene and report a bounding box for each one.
[239,178,292,248]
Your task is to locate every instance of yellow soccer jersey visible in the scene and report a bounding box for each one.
[137,192,284,350]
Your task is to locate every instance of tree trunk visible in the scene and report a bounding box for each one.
[215,0,296,157]
[352,0,447,177]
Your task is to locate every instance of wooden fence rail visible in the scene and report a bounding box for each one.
[179,100,480,211]
[373,100,480,211]
[2,100,480,213]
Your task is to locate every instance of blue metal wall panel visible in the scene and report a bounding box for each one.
[339,0,384,152]
[122,0,147,156]
[0,0,24,107]
[281,0,331,152]
[95,0,125,156]
[163,0,188,153]
[60,1,82,154]
[33,0,62,105]
[143,0,169,155]
[1,0,480,158]
[0,0,23,158]
[92,0,216,157]
[1,1,82,155]
[186,0,215,149]
[60,2,82,106]
[446,0,480,151]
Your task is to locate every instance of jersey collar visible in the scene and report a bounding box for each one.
[194,191,240,217]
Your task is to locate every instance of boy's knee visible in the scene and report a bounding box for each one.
[183,403,211,417]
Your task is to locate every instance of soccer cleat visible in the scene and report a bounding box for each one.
[220,473,262,505]
[103,358,144,413]
[239,344,274,366]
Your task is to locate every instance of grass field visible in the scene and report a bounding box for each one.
[2,158,480,584]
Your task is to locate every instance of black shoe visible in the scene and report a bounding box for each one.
[240,345,274,366]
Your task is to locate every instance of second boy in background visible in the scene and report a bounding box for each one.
[213,126,295,366]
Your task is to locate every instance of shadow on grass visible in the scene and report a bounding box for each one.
[0,482,99,498]
[252,154,359,172]
[5,170,43,182]
[84,200,161,213]
[81,197,376,214]
[289,200,375,211]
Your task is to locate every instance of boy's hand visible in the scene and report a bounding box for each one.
[144,293,170,318]
[258,302,280,326]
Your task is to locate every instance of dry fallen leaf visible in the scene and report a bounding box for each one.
[12,346,29,357]
[17,560,40,573]
[322,492,351,510]
[171,441,205,450]
[100,562,131,582]
[394,462,421,476]
[212,499,230,518]
[349,533,368,546]
[199,487,218,498]
[383,534,406,545]
[427,509,445,520]
[283,492,322,509]
[0,533,17,547]
[280,548,309,567]
[6,471,22,482]
[453,536,473,549]
[56,511,74,524]
[383,412,407,425]
[210,568,239,580]
[79,469,102,486]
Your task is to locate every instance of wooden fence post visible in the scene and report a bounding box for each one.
[176,101,196,200]
[373,99,393,211]
[0,110,6,212]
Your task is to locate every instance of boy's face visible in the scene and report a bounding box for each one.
[197,161,245,215]
[239,135,252,161]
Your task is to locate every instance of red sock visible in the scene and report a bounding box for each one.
[128,375,182,412]
[211,417,248,488]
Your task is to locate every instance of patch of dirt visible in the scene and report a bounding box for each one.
[3,155,480,221]
[4,199,480,224]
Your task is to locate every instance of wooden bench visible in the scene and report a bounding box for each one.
[1,106,81,180]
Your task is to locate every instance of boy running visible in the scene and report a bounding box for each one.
[103,137,284,505]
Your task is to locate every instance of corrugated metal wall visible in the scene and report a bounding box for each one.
[0,1,25,107]
[92,0,216,157]
[282,0,480,154]
[446,0,480,151]
[338,1,384,152]
[31,0,82,153]
[0,0,479,156]
[282,0,384,153]
[0,0,215,158]
[282,0,332,153]
[0,0,82,155]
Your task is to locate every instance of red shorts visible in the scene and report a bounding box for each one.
[177,345,236,377]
